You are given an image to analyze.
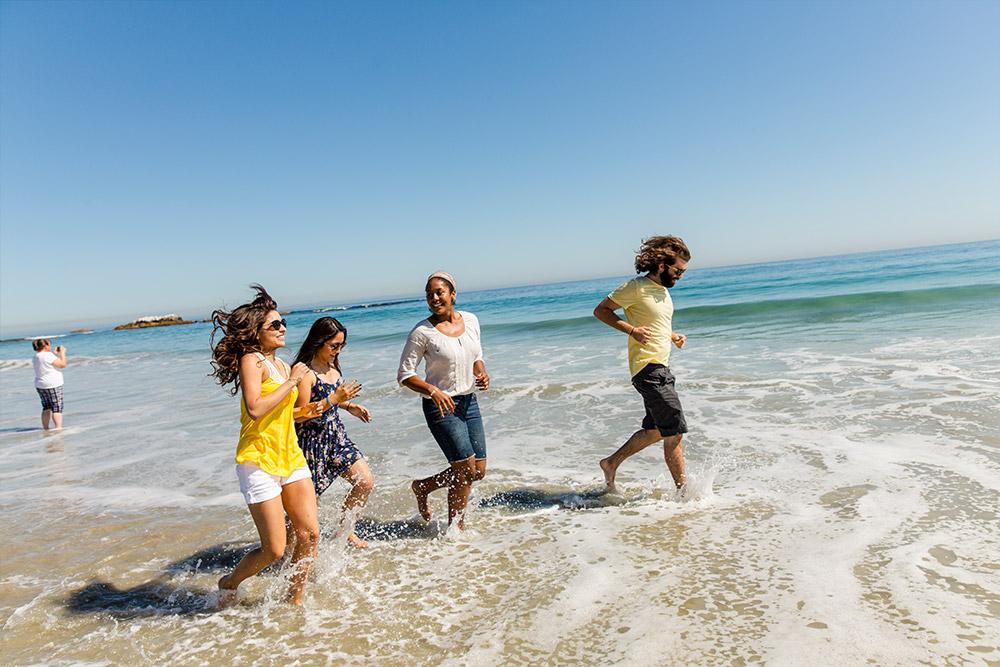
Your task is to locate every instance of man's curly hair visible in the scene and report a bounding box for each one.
[634,236,691,274]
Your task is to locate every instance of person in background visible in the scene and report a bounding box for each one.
[209,284,320,607]
[398,272,490,530]
[32,338,67,431]
[293,317,374,549]
[594,236,692,493]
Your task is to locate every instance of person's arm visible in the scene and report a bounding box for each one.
[343,401,372,423]
[401,375,455,416]
[292,372,327,422]
[471,315,489,390]
[473,360,489,391]
[51,347,67,369]
[398,330,455,415]
[594,297,652,344]
[239,355,309,421]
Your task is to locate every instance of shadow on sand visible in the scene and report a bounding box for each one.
[354,516,445,541]
[165,541,255,574]
[478,486,626,512]
[65,578,213,618]
[64,487,622,616]
[65,542,259,618]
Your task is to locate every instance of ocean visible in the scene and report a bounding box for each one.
[1,240,998,665]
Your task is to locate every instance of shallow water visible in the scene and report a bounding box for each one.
[1,241,998,665]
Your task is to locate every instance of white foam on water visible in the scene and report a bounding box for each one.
[2,310,999,664]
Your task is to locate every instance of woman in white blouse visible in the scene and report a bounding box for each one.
[397,272,490,529]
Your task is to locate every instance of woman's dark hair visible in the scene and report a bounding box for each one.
[210,284,278,395]
[293,317,347,373]
[32,338,50,352]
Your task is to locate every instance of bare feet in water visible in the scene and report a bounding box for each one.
[217,575,238,609]
[411,480,432,521]
[599,457,617,492]
[347,533,369,549]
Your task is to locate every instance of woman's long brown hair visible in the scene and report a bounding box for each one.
[210,284,277,395]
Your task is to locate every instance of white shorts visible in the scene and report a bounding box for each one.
[235,462,312,505]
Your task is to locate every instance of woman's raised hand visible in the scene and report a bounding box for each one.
[289,362,311,384]
[333,380,362,404]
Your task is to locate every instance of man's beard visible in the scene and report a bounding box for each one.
[658,269,676,287]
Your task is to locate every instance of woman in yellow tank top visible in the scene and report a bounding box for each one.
[209,284,326,607]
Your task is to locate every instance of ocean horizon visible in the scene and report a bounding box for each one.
[2,238,995,342]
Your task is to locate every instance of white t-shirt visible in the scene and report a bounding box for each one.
[33,351,64,389]
[397,311,484,397]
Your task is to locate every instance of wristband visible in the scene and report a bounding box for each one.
[429,387,439,398]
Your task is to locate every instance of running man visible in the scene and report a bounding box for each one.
[594,236,691,492]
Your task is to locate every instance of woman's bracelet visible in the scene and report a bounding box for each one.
[428,387,439,398]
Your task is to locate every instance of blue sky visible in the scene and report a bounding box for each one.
[1,0,998,335]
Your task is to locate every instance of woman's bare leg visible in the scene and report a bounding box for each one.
[411,468,453,521]
[217,496,287,607]
[281,478,319,605]
[340,459,374,548]
[446,456,477,529]
[41,409,51,431]
[412,456,483,527]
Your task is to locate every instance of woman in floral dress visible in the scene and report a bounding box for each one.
[293,317,374,548]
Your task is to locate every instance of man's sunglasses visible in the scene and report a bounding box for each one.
[665,264,686,277]
[265,318,288,331]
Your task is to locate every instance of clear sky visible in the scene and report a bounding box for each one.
[1,0,998,335]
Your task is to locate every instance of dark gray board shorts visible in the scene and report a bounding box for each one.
[631,363,688,437]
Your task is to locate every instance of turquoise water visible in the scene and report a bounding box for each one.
[3,239,998,361]
[0,239,998,665]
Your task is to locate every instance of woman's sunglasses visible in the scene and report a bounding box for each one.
[265,318,287,331]
[325,340,346,352]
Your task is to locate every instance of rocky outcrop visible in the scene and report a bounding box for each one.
[115,314,195,330]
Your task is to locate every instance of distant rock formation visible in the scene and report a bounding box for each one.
[114,314,194,330]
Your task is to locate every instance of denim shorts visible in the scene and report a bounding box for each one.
[631,363,688,437]
[422,393,487,462]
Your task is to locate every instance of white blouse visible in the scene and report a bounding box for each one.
[397,311,484,397]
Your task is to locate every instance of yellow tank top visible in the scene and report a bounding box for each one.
[235,355,307,476]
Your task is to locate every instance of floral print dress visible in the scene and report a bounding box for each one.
[294,373,364,497]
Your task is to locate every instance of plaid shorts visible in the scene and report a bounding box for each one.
[36,386,64,413]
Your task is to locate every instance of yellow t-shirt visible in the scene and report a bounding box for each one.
[235,373,307,477]
[608,276,674,378]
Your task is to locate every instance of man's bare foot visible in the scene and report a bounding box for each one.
[600,457,617,492]
[347,533,369,549]
[217,575,238,609]
[411,480,432,521]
